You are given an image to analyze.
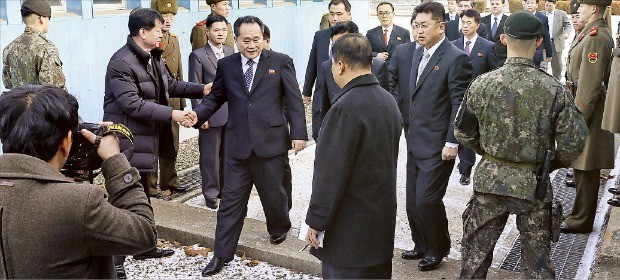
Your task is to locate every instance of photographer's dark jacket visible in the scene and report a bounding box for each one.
[0,153,156,278]
[103,36,204,172]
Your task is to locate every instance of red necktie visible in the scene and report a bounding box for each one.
[383,29,388,46]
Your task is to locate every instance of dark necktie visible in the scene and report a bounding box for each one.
[491,17,498,38]
[245,59,254,91]
[465,40,471,56]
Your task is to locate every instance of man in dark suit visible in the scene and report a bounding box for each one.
[445,0,459,21]
[445,0,487,41]
[366,2,411,63]
[523,0,553,68]
[303,0,351,141]
[189,16,308,276]
[314,22,389,142]
[481,0,509,65]
[401,2,473,271]
[389,13,422,135]
[451,9,498,186]
[305,33,402,280]
[188,15,234,209]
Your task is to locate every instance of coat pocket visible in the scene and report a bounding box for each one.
[268,115,285,127]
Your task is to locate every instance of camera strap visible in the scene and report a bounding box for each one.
[95,124,134,148]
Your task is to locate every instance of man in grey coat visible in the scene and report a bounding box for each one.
[305,33,402,279]
[0,85,156,278]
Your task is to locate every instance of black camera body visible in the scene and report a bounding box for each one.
[63,122,106,171]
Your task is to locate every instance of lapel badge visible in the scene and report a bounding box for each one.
[269,69,276,74]
[433,65,440,71]
[396,36,402,41]
[477,53,483,57]
[588,52,598,63]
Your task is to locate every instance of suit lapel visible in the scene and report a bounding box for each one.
[413,40,447,95]
[455,38,464,51]
[250,51,271,93]
[408,47,424,95]
[469,39,483,59]
[204,45,218,69]
[232,54,250,95]
[376,29,387,49]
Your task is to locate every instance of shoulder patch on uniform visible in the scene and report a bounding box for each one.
[170,32,178,38]
[589,52,598,63]
[196,20,206,26]
[589,26,598,36]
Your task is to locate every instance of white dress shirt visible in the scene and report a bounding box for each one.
[382,24,394,45]
[208,41,225,60]
[547,11,555,39]
[464,33,478,53]
[241,53,261,89]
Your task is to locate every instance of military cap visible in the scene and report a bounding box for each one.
[151,0,178,14]
[504,11,544,39]
[577,0,612,6]
[206,0,226,5]
[570,0,581,14]
[21,0,51,18]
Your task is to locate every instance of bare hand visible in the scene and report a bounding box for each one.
[292,140,307,155]
[203,82,213,96]
[303,96,311,105]
[305,227,321,249]
[377,52,389,61]
[546,57,552,62]
[201,121,210,130]
[80,129,120,161]
[441,146,458,161]
[180,111,198,127]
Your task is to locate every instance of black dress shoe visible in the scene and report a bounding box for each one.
[609,188,620,195]
[608,197,620,207]
[205,198,218,209]
[459,174,471,185]
[133,247,175,260]
[418,256,443,271]
[269,233,287,245]
[401,250,425,260]
[115,263,127,279]
[560,222,590,234]
[202,257,227,276]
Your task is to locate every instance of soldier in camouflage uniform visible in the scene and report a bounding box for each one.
[190,0,234,51]
[2,0,66,90]
[150,0,187,195]
[562,0,614,233]
[455,12,588,279]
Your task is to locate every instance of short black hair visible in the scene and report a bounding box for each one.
[332,33,372,70]
[410,12,417,25]
[414,1,445,22]
[328,0,351,13]
[128,8,164,37]
[206,14,228,29]
[263,24,271,40]
[376,2,394,12]
[0,85,79,161]
[233,15,264,38]
[330,21,359,38]
[546,0,556,3]
[460,9,481,24]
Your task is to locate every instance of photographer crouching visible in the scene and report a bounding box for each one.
[0,85,157,278]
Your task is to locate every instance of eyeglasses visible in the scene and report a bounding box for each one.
[377,11,393,16]
[412,21,442,30]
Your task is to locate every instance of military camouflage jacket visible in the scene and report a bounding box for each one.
[2,27,66,90]
[455,57,587,201]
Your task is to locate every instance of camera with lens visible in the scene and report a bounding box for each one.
[63,121,107,171]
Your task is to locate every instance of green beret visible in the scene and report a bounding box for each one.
[151,0,178,14]
[206,0,226,5]
[21,0,51,18]
[504,11,544,39]
[570,0,581,14]
[577,0,612,6]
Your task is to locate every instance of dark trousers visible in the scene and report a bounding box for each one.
[565,169,601,231]
[457,146,476,176]
[199,126,227,201]
[311,110,320,141]
[405,151,454,258]
[214,152,291,260]
[283,157,293,210]
[322,261,392,279]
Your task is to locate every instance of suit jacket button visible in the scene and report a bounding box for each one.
[123,174,133,183]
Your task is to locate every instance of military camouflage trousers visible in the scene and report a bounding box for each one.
[458,192,554,279]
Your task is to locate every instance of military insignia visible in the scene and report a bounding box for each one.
[589,26,598,36]
[397,36,402,41]
[167,2,172,7]
[589,52,598,63]
[433,66,439,71]
[196,20,206,26]
[477,53,483,57]
[269,69,276,74]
